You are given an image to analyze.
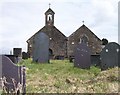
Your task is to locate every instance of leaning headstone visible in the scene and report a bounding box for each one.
[13,48,22,63]
[74,43,91,69]
[32,32,49,63]
[1,55,26,94]
[5,55,17,64]
[100,42,120,70]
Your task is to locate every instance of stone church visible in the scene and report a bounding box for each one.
[27,7,102,58]
[27,8,67,58]
[67,24,102,57]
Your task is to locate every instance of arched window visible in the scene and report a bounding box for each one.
[47,14,52,21]
[80,35,89,44]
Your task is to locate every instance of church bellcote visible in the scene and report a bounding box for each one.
[45,8,55,26]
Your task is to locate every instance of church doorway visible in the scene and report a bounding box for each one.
[49,48,53,59]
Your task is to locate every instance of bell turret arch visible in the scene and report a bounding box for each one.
[45,8,55,26]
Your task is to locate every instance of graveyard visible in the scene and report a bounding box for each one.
[1,5,119,94]
[1,42,119,94]
[1,21,119,94]
[17,59,119,93]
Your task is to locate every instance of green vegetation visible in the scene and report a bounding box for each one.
[19,59,119,93]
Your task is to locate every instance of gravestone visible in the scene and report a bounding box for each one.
[74,43,91,69]
[91,54,100,66]
[32,32,49,63]
[13,48,22,63]
[100,42,120,70]
[1,55,26,94]
[22,52,29,59]
[5,55,17,64]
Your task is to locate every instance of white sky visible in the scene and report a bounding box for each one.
[0,0,119,54]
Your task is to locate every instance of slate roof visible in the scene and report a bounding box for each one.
[45,8,55,14]
[27,25,66,43]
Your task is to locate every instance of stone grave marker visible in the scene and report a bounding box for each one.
[74,43,91,69]
[13,48,22,63]
[32,32,49,63]
[5,55,17,64]
[1,55,26,94]
[91,54,100,66]
[100,42,120,70]
[22,52,29,59]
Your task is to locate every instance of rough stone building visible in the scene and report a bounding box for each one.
[67,24,102,57]
[27,7,102,59]
[27,8,67,58]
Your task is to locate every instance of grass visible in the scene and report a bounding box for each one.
[18,59,119,93]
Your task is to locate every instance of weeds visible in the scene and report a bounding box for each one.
[18,59,119,93]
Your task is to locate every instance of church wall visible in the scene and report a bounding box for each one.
[27,8,102,59]
[43,26,67,57]
[67,25,102,57]
[27,26,67,58]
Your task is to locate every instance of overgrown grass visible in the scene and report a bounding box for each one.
[19,59,119,93]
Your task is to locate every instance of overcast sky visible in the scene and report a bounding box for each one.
[0,0,119,54]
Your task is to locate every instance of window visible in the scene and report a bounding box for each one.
[80,35,89,44]
[47,14,52,21]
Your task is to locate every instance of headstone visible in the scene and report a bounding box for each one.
[32,32,49,63]
[0,55,26,93]
[74,43,91,69]
[13,48,22,57]
[91,54,100,66]
[13,48,22,63]
[100,42,120,70]
[22,52,29,59]
[5,55,17,64]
